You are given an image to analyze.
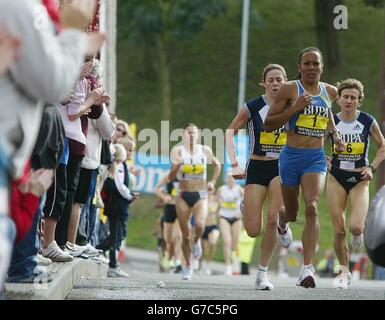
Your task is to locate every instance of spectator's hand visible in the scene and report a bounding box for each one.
[0,28,20,74]
[84,33,107,56]
[28,169,54,197]
[60,0,97,31]
[94,93,111,106]
[88,87,105,104]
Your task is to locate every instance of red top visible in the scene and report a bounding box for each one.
[9,160,40,242]
[42,0,62,33]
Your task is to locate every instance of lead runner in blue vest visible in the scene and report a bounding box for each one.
[326,79,385,289]
[264,47,345,288]
[226,64,292,290]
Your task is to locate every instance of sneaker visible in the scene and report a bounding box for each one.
[296,265,316,288]
[107,267,129,278]
[335,272,352,289]
[182,265,193,280]
[42,241,73,262]
[65,242,86,257]
[37,254,52,267]
[83,243,102,257]
[351,234,364,253]
[224,265,233,276]
[278,225,293,249]
[192,240,202,259]
[255,270,274,290]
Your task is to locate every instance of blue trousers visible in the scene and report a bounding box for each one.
[7,196,45,282]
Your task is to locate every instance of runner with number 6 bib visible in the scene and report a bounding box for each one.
[326,79,385,289]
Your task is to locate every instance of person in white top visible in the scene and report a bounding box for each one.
[168,123,221,280]
[217,175,244,276]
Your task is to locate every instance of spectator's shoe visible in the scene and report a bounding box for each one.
[37,254,52,267]
[107,267,129,278]
[255,270,274,290]
[296,265,316,288]
[192,240,202,259]
[351,234,364,253]
[278,225,293,249]
[42,241,73,262]
[65,242,86,257]
[7,266,53,284]
[335,272,352,289]
[182,265,193,280]
[82,243,102,257]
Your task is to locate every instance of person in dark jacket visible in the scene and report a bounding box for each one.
[102,143,139,277]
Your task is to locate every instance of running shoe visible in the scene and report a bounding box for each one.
[255,270,274,290]
[296,265,316,288]
[278,225,293,248]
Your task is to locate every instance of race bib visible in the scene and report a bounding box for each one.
[335,142,365,155]
[181,164,204,174]
[295,114,329,137]
[334,142,365,162]
[260,132,287,145]
[221,201,237,209]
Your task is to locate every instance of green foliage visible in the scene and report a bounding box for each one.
[363,0,385,8]
[117,0,227,45]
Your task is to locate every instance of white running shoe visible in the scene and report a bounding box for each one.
[335,272,352,289]
[255,270,274,290]
[296,265,316,288]
[351,234,364,253]
[182,265,193,280]
[37,254,52,266]
[42,241,73,262]
[192,240,202,259]
[278,225,293,249]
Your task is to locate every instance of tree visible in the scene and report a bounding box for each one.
[377,9,385,190]
[314,0,342,68]
[118,0,227,121]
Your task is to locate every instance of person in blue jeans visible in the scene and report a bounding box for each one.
[0,140,16,295]
[7,195,52,284]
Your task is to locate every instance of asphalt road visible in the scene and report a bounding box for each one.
[67,248,385,301]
